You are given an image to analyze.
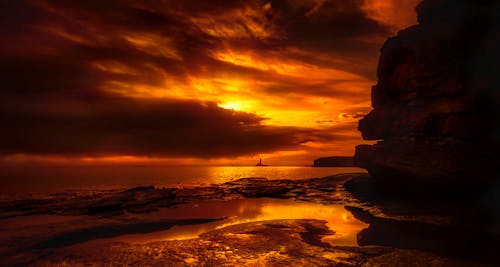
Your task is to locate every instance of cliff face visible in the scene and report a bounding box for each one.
[355,0,500,189]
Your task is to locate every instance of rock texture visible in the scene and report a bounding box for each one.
[0,174,359,219]
[2,175,497,266]
[355,0,500,189]
[20,219,474,267]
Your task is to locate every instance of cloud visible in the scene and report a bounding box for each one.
[0,95,343,157]
[0,0,419,160]
[271,0,391,49]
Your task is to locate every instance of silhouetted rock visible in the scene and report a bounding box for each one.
[346,206,500,264]
[0,174,492,266]
[355,0,500,190]
[313,156,355,167]
[0,174,361,218]
[123,185,155,193]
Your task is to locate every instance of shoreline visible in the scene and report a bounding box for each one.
[1,173,498,266]
[0,166,366,195]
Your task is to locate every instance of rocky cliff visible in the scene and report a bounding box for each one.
[355,0,500,189]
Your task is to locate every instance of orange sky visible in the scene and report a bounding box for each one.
[0,0,420,166]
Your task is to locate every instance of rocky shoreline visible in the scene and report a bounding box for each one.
[1,174,497,266]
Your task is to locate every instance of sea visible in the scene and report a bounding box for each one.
[0,165,365,193]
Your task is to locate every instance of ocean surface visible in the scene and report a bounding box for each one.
[0,166,365,193]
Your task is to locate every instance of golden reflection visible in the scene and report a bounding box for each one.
[220,201,368,246]
[113,198,368,246]
[204,166,366,184]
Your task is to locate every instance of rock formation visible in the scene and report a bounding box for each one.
[355,0,500,189]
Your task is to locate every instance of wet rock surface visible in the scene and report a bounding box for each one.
[21,219,476,267]
[345,174,500,266]
[0,174,497,266]
[355,0,500,190]
[0,174,355,218]
[0,174,354,266]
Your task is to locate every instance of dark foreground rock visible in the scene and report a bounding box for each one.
[1,174,498,266]
[347,206,500,264]
[0,174,357,218]
[25,219,476,267]
[0,174,362,266]
[354,0,500,190]
[344,174,500,266]
[348,1,500,264]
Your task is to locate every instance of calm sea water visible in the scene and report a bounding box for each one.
[0,166,365,193]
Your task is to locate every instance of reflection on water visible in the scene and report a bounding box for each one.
[113,198,368,246]
[0,166,366,193]
[203,166,365,185]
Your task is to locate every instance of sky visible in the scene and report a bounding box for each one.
[0,0,420,166]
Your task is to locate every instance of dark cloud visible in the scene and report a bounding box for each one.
[0,95,340,157]
[259,78,369,100]
[0,0,388,96]
[1,54,102,97]
[272,0,390,49]
[0,0,396,159]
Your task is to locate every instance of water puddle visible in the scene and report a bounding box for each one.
[111,198,368,246]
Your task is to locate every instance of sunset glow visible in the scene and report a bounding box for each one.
[0,0,420,166]
[2,1,499,266]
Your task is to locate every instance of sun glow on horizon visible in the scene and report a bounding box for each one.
[0,0,418,165]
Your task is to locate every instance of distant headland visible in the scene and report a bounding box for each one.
[312,156,355,167]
